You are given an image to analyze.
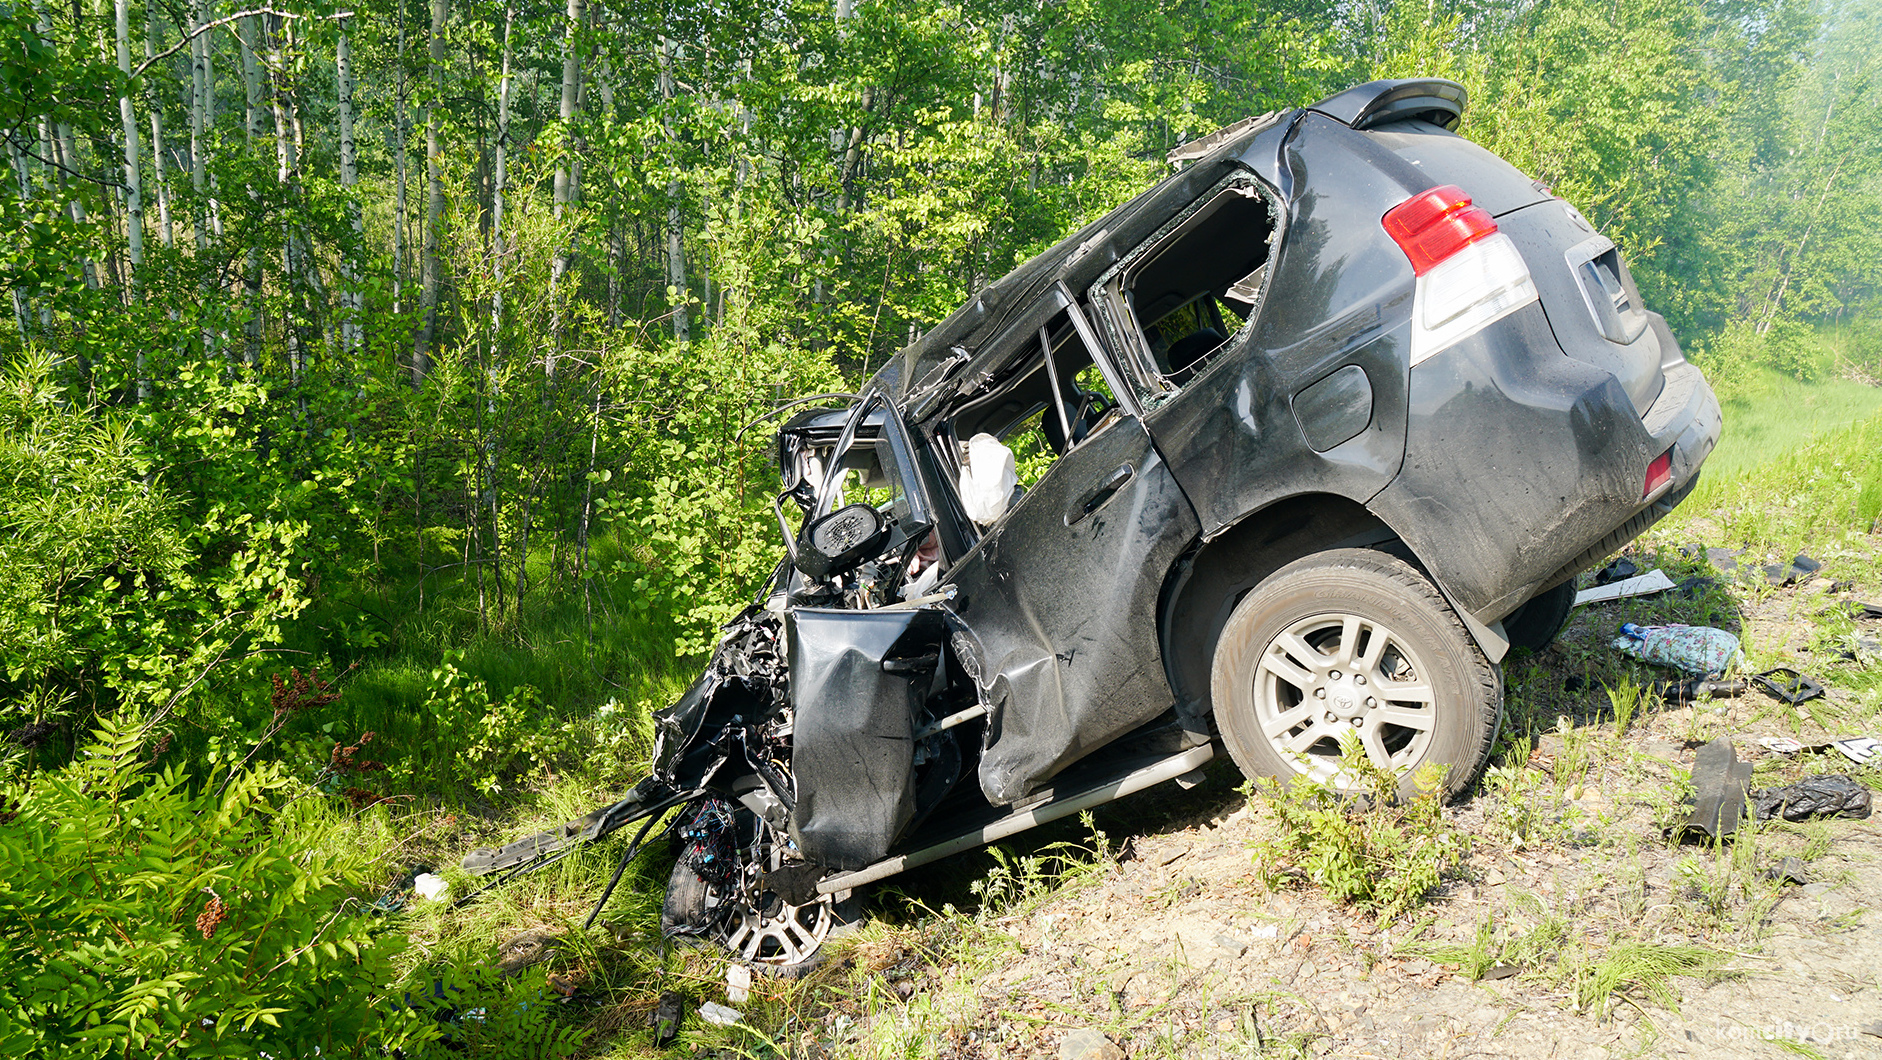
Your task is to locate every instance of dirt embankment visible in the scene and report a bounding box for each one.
[814,555,1882,1060]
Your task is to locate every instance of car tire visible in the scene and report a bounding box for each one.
[1210,548,1502,801]
[1501,579,1576,652]
[660,854,862,978]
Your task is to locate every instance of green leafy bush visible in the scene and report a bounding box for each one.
[1248,743,1466,923]
[0,347,309,755]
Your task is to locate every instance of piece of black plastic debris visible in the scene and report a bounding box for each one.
[1863,1021,1882,1040]
[1651,677,1747,702]
[1762,554,1824,588]
[1705,547,1742,572]
[1752,667,1825,704]
[1675,575,1716,599]
[1751,775,1872,822]
[1673,738,1753,842]
[652,990,685,1046]
[1829,580,1854,594]
[1857,601,1882,620]
[1481,963,1524,981]
[1761,856,1809,886]
[1564,675,1587,692]
[761,862,825,907]
[1594,557,1639,585]
[1838,637,1882,661]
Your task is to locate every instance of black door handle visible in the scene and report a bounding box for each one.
[1066,463,1134,526]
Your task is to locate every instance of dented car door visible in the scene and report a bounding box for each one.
[939,286,1203,805]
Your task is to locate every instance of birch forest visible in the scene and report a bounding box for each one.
[0,0,1880,1053]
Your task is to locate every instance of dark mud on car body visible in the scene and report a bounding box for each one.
[463,78,1722,972]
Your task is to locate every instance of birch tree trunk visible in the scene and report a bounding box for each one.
[115,0,149,400]
[54,124,100,293]
[657,36,688,345]
[547,0,584,375]
[189,0,208,251]
[393,0,408,318]
[7,139,31,337]
[485,0,514,621]
[268,17,304,386]
[241,14,263,367]
[144,0,173,249]
[415,0,447,385]
[489,1,513,342]
[337,19,361,355]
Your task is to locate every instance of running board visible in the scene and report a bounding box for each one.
[816,742,1217,895]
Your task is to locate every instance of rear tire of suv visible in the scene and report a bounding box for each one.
[1210,548,1501,801]
[1502,579,1576,652]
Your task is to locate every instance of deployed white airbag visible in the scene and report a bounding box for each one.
[958,432,1017,525]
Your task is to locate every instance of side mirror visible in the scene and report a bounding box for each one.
[795,503,891,581]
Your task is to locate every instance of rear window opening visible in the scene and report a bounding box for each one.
[1098,179,1279,393]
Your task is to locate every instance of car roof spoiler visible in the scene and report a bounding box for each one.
[1308,78,1466,131]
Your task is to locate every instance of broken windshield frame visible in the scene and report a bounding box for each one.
[809,389,937,555]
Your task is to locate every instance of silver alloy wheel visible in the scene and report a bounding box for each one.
[1253,611,1438,785]
[693,816,852,970]
[717,887,847,968]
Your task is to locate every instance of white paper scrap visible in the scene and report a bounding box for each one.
[1573,569,1677,606]
[412,873,450,902]
[699,1001,743,1027]
[1831,737,1880,766]
[725,964,752,1003]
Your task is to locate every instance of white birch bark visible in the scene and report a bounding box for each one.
[144,0,173,249]
[547,0,584,373]
[189,0,207,251]
[240,14,262,366]
[415,0,447,384]
[7,138,31,337]
[115,0,149,400]
[54,124,100,292]
[657,36,688,345]
[489,1,513,342]
[268,17,303,384]
[114,0,147,279]
[392,0,408,318]
[337,19,360,354]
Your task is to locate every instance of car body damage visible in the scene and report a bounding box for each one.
[462,77,1723,972]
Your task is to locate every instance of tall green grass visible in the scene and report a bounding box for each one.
[1665,383,1882,552]
[1699,368,1882,481]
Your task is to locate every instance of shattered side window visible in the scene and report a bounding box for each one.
[870,430,930,550]
[1091,175,1281,407]
[1003,407,1057,490]
[941,305,1121,519]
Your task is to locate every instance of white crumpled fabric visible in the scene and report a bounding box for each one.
[958,432,1017,525]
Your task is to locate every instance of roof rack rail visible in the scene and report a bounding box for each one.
[1165,112,1278,168]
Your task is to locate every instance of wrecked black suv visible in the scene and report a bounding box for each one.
[464,78,1721,969]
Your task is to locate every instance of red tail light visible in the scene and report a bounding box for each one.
[1644,448,1673,497]
[1383,184,1500,275]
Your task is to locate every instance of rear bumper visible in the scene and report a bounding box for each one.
[1366,304,1721,625]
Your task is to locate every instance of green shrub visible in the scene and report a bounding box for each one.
[1248,742,1466,923]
